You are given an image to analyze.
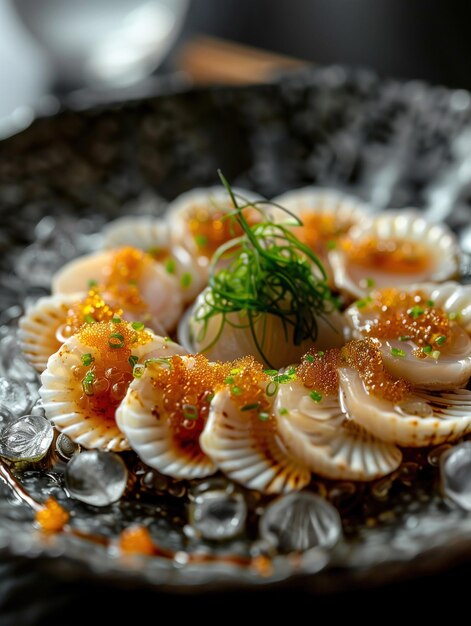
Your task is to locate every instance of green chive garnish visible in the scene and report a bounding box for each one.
[165,258,176,274]
[112,316,121,324]
[88,279,98,289]
[408,305,424,319]
[128,355,139,368]
[84,314,95,324]
[422,345,432,355]
[431,350,441,360]
[131,321,145,331]
[279,408,289,415]
[132,364,145,378]
[241,403,260,412]
[182,404,198,420]
[108,332,125,349]
[194,234,208,248]
[180,272,192,289]
[317,351,325,357]
[391,347,406,358]
[309,390,323,403]
[258,411,270,421]
[427,300,435,307]
[264,369,278,376]
[399,336,411,342]
[304,354,314,363]
[266,381,278,397]
[81,353,94,367]
[435,335,447,346]
[82,371,95,396]
[231,386,242,396]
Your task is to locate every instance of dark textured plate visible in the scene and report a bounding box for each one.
[2,66,471,600]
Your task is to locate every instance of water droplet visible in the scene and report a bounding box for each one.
[0,415,54,461]
[189,490,247,540]
[259,492,342,553]
[0,377,34,416]
[55,432,80,461]
[65,450,128,506]
[395,400,433,418]
[441,442,471,510]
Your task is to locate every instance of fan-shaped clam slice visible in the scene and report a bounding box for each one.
[345,283,471,389]
[102,217,204,303]
[166,186,263,269]
[40,321,186,451]
[272,187,370,261]
[200,388,311,494]
[117,355,222,479]
[329,211,460,299]
[339,367,471,446]
[18,293,84,373]
[52,247,183,332]
[187,287,346,369]
[273,381,401,481]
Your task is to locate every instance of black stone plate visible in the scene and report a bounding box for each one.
[1,66,471,603]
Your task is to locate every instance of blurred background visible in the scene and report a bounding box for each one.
[0,0,468,137]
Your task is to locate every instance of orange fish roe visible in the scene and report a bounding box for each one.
[296,348,343,395]
[74,321,153,422]
[342,236,432,274]
[60,289,124,340]
[187,204,260,258]
[119,526,156,556]
[358,288,453,351]
[103,247,151,311]
[342,339,410,403]
[297,212,350,254]
[36,497,69,533]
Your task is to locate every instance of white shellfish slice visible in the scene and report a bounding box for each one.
[274,381,401,481]
[116,356,216,479]
[189,287,346,369]
[166,186,263,264]
[345,282,471,390]
[330,210,460,299]
[200,388,311,494]
[102,217,204,303]
[52,249,183,332]
[338,367,471,447]
[18,293,84,373]
[272,187,371,244]
[40,334,185,452]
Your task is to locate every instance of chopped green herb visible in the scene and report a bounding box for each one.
[435,335,447,346]
[241,402,260,412]
[84,314,95,324]
[399,336,411,342]
[182,404,198,420]
[230,367,242,375]
[131,321,145,331]
[317,351,325,357]
[163,336,171,343]
[355,297,373,309]
[82,370,95,396]
[81,353,94,367]
[205,393,215,404]
[224,376,234,385]
[144,357,172,368]
[326,240,337,250]
[431,350,441,360]
[391,347,406,358]
[128,355,139,368]
[231,386,242,396]
[427,300,435,307]
[88,279,98,289]
[360,277,375,289]
[112,316,121,324]
[408,305,424,319]
[266,381,278,397]
[279,407,289,416]
[304,354,314,363]
[132,364,145,378]
[422,345,432,355]
[264,369,278,377]
[309,390,323,403]
[194,234,208,248]
[108,332,125,349]
[180,272,193,289]
[448,311,461,321]
[258,411,270,421]
[165,258,176,274]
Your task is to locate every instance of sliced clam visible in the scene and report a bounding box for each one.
[117,355,226,479]
[330,210,460,299]
[18,293,84,373]
[102,217,204,303]
[40,321,185,451]
[345,283,471,389]
[166,186,263,269]
[339,367,471,446]
[188,287,346,369]
[274,381,402,481]
[200,388,311,494]
[52,247,183,332]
